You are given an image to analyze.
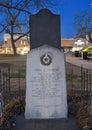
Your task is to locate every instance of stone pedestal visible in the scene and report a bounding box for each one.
[25,45,67,119]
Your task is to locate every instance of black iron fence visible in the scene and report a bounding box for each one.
[0,65,26,118]
[0,62,92,119]
[66,62,92,113]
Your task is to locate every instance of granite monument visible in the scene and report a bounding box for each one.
[25,9,68,119]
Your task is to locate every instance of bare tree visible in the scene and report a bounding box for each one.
[0,0,31,55]
[74,10,92,42]
[0,0,61,55]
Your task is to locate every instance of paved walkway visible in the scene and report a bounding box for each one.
[11,115,81,130]
[66,54,92,69]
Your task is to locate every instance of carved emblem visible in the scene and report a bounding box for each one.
[40,54,52,66]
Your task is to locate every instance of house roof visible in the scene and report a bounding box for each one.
[61,38,74,48]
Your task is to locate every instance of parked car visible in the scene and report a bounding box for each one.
[87,50,92,60]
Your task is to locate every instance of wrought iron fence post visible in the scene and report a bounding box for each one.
[5,71,8,93]
[0,69,3,118]
[89,69,92,115]
[89,72,91,103]
[81,65,83,100]
[18,69,21,98]
[8,67,11,94]
[1,70,5,101]
[70,69,74,98]
[86,69,89,99]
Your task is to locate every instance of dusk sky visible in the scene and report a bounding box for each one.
[0,0,92,41]
[31,0,92,38]
[60,0,92,38]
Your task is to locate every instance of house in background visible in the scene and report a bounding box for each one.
[61,38,74,52]
[71,38,88,52]
[1,32,30,55]
[0,33,75,55]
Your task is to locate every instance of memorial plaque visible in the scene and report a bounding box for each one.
[30,9,61,49]
[25,45,68,119]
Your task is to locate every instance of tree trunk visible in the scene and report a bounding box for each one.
[11,24,17,55]
[11,34,17,55]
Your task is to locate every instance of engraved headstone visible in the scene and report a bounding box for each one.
[30,9,61,49]
[25,45,67,119]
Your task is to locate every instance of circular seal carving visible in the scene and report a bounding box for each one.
[40,54,52,66]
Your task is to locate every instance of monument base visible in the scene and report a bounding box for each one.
[25,45,68,119]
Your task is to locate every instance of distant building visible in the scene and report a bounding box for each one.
[61,38,74,52]
[71,38,88,52]
[1,32,30,54]
[0,33,75,54]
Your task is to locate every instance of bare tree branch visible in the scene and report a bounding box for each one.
[0,0,60,55]
[0,2,31,14]
[14,31,30,42]
[0,24,5,33]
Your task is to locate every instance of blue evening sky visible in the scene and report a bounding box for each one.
[60,0,92,38]
[26,0,92,38]
[0,0,92,41]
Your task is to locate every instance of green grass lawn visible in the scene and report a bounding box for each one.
[0,55,26,67]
